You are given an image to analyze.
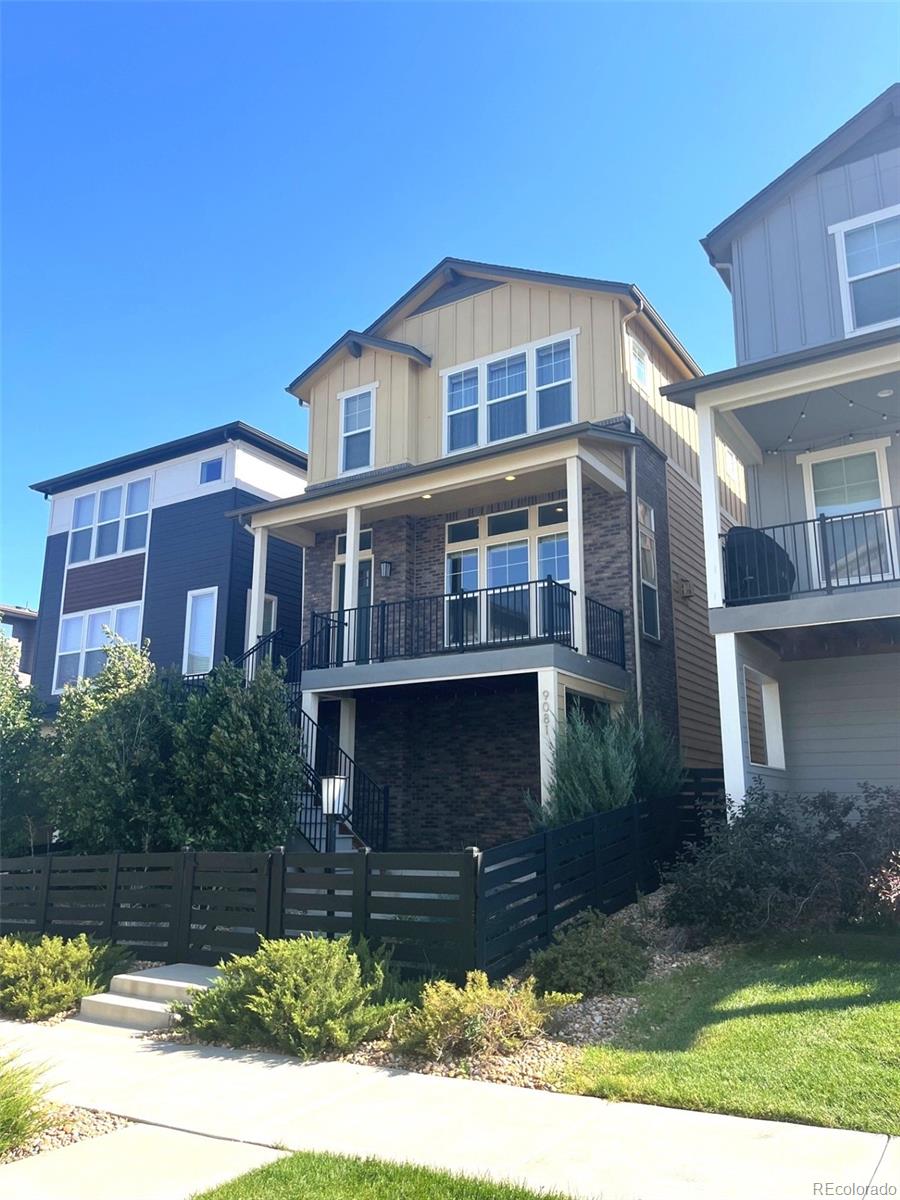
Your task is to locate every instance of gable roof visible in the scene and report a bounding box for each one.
[286,257,700,402]
[30,422,307,496]
[702,84,900,275]
[286,332,432,398]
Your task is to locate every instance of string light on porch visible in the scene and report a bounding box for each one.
[764,386,898,457]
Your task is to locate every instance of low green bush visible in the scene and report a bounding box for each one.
[529,910,649,996]
[175,936,407,1057]
[393,971,579,1061]
[0,934,131,1021]
[663,784,900,939]
[0,1053,49,1158]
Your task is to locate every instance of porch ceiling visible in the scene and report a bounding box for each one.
[734,367,900,454]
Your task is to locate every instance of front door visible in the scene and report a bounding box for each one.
[336,560,373,662]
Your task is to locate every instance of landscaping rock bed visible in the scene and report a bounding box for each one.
[0,1104,128,1163]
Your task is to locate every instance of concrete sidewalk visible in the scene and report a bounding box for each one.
[1,1016,896,1200]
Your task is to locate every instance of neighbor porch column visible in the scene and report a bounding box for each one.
[537,667,561,804]
[246,525,269,653]
[715,632,747,812]
[342,506,361,665]
[566,456,586,653]
[300,689,319,770]
[697,401,725,609]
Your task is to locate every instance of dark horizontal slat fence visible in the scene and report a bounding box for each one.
[0,778,717,980]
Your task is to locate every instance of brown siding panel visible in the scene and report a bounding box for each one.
[63,554,145,614]
[666,466,723,768]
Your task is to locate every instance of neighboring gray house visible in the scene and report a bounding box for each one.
[664,85,900,802]
[0,603,39,683]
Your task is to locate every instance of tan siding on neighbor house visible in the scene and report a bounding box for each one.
[666,466,723,768]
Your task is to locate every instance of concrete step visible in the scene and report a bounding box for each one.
[109,963,220,1005]
[79,991,175,1030]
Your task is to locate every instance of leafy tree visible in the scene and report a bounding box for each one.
[49,637,182,853]
[170,660,300,851]
[0,638,47,855]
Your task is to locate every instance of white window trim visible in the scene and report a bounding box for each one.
[796,436,893,519]
[331,536,374,611]
[440,330,579,456]
[67,477,153,568]
[334,528,373,559]
[338,383,378,476]
[443,502,569,591]
[743,666,785,771]
[52,601,143,694]
[182,587,219,675]
[828,203,900,337]
[637,500,660,640]
[629,336,651,397]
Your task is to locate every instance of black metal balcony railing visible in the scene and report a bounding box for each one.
[308,578,575,669]
[722,504,900,606]
[306,579,627,670]
[585,596,626,667]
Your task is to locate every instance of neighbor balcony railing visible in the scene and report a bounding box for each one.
[721,503,900,606]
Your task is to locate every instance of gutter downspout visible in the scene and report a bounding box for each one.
[620,297,644,717]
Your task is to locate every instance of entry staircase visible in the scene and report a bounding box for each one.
[188,630,390,853]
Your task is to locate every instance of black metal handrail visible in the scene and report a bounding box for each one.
[721,504,900,606]
[585,596,626,666]
[307,577,578,669]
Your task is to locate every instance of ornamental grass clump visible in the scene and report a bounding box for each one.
[393,971,579,1062]
[0,1053,49,1159]
[174,936,408,1057]
[0,934,131,1022]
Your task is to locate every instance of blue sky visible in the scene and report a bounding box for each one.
[2,2,897,607]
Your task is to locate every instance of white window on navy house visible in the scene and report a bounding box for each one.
[200,456,223,484]
[54,603,141,692]
[183,587,218,675]
[638,500,660,639]
[340,387,374,474]
[68,477,150,565]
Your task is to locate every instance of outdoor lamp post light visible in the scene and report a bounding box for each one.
[321,775,348,854]
[379,560,392,578]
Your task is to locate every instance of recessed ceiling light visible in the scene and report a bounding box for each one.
[877,388,894,399]
[555,506,565,512]
[505,474,517,482]
[421,493,432,500]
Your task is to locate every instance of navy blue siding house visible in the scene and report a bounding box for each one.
[29,423,307,705]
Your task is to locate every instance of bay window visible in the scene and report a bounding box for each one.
[442,331,577,454]
[830,204,900,335]
[54,603,142,692]
[68,476,151,564]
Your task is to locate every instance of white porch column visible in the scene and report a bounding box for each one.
[566,456,586,653]
[339,697,357,759]
[715,632,747,812]
[537,667,561,803]
[246,526,269,653]
[300,689,319,770]
[342,506,361,664]
[697,401,724,608]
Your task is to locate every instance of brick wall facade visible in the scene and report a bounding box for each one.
[354,676,539,851]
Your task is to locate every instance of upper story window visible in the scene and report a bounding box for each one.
[340,386,375,474]
[830,204,900,335]
[638,499,660,639]
[54,602,141,692]
[200,457,223,484]
[630,338,650,394]
[442,331,577,455]
[68,477,151,565]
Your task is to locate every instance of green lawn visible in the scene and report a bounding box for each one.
[194,1151,563,1200]
[565,932,900,1134]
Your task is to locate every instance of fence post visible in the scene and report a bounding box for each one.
[542,827,555,942]
[35,855,52,934]
[591,813,604,910]
[103,853,120,940]
[461,847,480,977]
[172,851,195,962]
[352,848,369,941]
[267,848,285,940]
[631,800,643,899]
[381,786,390,852]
